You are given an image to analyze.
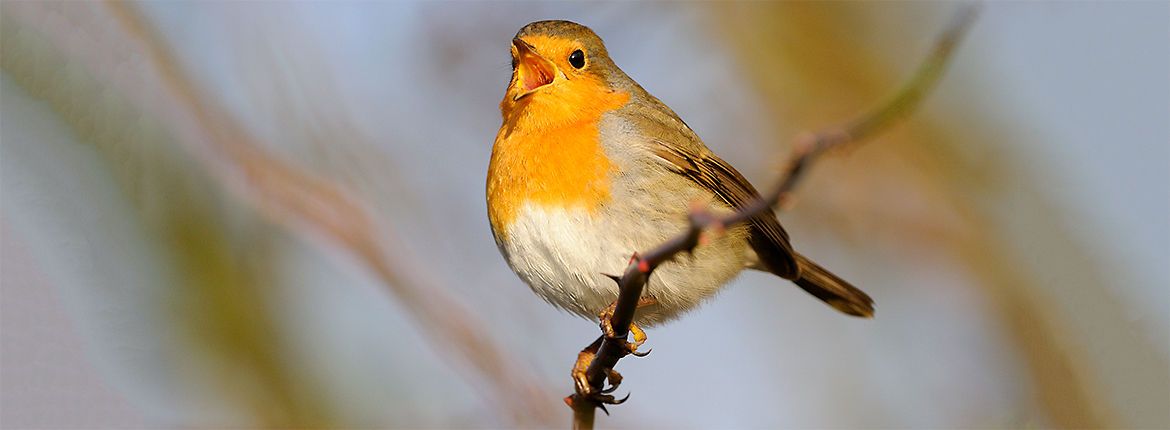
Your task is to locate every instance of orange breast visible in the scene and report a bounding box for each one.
[487,88,630,235]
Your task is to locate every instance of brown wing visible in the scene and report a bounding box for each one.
[614,88,871,316]
[648,141,800,279]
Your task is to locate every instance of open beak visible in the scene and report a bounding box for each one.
[511,38,558,100]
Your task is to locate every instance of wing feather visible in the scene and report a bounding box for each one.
[647,141,800,278]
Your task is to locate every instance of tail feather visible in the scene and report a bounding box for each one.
[793,253,875,318]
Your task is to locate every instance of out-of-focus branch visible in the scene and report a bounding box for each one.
[569,4,980,428]
[97,2,556,426]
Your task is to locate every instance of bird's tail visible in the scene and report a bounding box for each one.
[793,253,875,318]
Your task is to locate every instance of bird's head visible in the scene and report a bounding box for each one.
[500,20,629,126]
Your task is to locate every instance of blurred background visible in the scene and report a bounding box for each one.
[2,2,1167,429]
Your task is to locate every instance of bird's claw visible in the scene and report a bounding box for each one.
[567,389,629,409]
[600,368,623,393]
[626,322,651,357]
[567,299,657,412]
[572,345,597,396]
[565,392,629,415]
[598,302,652,357]
[567,346,641,411]
[570,347,629,411]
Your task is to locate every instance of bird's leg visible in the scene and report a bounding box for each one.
[598,297,656,357]
[571,335,601,396]
[566,297,658,409]
[568,335,628,408]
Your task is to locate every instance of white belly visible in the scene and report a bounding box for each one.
[496,202,750,325]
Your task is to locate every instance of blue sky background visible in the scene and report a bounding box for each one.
[2,2,1166,428]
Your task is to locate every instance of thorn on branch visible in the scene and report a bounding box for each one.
[636,258,650,274]
[569,5,979,428]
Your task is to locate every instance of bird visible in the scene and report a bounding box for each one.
[486,20,874,337]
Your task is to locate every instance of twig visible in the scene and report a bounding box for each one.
[569,4,980,428]
[97,2,557,425]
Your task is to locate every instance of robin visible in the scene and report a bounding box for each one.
[487,20,873,339]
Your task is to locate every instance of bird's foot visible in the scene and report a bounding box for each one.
[566,298,658,412]
[566,336,629,412]
[598,299,653,357]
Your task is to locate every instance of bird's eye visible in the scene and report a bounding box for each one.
[568,49,585,69]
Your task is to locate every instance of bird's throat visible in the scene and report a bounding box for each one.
[488,89,630,235]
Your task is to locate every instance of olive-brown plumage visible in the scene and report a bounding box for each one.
[488,20,873,325]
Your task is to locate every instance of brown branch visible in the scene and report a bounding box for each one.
[569,4,980,428]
